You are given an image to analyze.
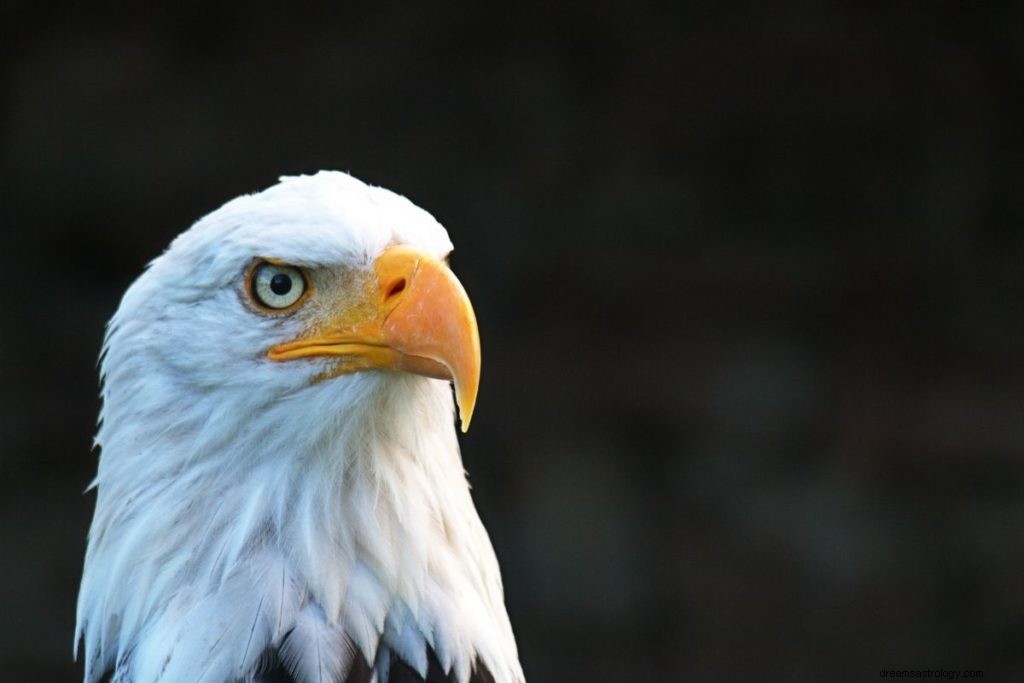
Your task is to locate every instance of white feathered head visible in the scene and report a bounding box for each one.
[76,172,523,683]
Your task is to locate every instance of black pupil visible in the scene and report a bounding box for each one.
[269,272,293,296]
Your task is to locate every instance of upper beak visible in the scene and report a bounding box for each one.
[267,245,481,431]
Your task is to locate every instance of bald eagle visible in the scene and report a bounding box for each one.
[75,172,524,683]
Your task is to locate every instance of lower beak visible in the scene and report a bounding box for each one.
[267,245,481,431]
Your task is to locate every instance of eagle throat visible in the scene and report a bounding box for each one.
[78,372,520,683]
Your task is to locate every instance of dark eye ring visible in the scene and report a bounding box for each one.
[249,262,308,311]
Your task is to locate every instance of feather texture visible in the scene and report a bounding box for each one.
[278,603,354,683]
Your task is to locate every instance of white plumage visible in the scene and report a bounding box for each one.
[76,172,523,683]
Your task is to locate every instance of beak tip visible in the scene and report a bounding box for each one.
[456,397,475,433]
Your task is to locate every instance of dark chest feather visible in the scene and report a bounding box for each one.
[256,646,495,683]
[99,645,496,683]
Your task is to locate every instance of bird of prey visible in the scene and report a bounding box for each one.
[76,172,524,683]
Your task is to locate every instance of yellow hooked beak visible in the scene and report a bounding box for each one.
[267,245,481,431]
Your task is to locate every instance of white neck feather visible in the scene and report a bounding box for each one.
[77,364,522,683]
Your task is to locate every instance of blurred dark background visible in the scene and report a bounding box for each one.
[3,2,1023,681]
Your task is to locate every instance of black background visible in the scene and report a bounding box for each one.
[3,2,1023,681]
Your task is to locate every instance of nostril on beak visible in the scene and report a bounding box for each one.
[385,277,407,302]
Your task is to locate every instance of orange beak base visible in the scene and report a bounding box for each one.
[267,246,481,431]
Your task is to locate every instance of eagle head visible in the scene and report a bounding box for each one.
[76,172,523,683]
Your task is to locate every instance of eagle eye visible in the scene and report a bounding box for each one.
[249,262,308,311]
